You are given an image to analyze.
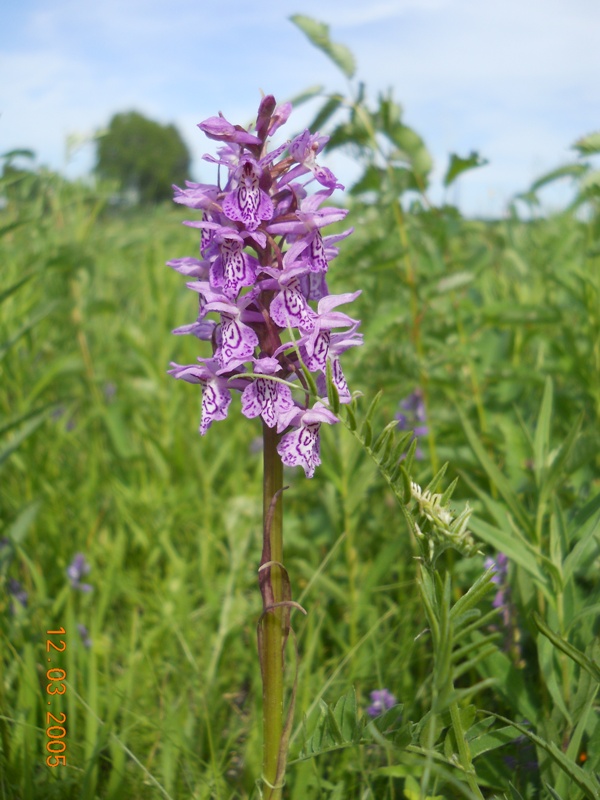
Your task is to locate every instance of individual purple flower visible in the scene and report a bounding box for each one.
[262,247,317,333]
[241,357,294,429]
[366,689,397,718]
[276,403,338,478]
[168,358,244,435]
[297,292,362,370]
[222,156,274,231]
[207,227,259,299]
[267,190,352,274]
[315,329,364,402]
[67,554,93,593]
[284,130,343,190]
[199,294,261,370]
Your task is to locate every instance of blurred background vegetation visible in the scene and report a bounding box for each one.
[1,23,599,799]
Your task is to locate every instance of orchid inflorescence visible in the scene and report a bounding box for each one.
[168,95,362,477]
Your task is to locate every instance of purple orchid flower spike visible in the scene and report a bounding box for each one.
[167,95,362,478]
[166,95,364,798]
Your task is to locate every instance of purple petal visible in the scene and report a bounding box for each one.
[210,237,258,299]
[241,377,293,428]
[200,381,232,435]
[222,158,274,231]
[198,115,261,146]
[268,102,292,136]
[167,257,210,278]
[218,315,258,369]
[269,282,316,332]
[277,422,322,478]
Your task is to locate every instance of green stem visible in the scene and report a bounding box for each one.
[448,701,485,800]
[261,423,285,800]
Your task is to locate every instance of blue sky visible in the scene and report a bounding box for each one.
[1,0,598,216]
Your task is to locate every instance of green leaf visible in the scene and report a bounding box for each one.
[0,302,59,362]
[545,786,565,800]
[290,15,356,78]
[325,359,340,414]
[573,131,600,155]
[468,724,521,758]
[457,407,533,537]
[508,784,526,800]
[468,517,551,592]
[531,612,600,683]
[533,376,553,488]
[579,169,600,194]
[474,644,537,721]
[5,501,41,547]
[529,162,587,192]
[309,95,344,132]
[388,124,432,178]
[349,164,384,196]
[293,688,363,763]
[285,84,325,107]
[0,411,50,469]
[563,499,600,583]
[443,151,488,188]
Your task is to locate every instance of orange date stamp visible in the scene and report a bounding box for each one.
[45,627,67,766]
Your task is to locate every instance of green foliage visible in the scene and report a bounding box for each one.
[289,15,356,79]
[95,111,191,204]
[443,151,489,188]
[2,22,600,800]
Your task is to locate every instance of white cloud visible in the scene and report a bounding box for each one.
[1,0,598,215]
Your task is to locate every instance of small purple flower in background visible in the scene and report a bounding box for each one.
[366,688,397,717]
[8,578,28,613]
[484,552,524,664]
[77,623,92,648]
[168,95,362,478]
[67,553,93,593]
[396,389,428,457]
[484,551,509,612]
[104,383,117,402]
[395,388,428,460]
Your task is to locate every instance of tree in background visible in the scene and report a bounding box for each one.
[95,111,191,203]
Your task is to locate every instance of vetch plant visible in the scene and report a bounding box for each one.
[167,94,362,798]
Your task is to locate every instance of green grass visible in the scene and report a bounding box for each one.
[1,155,599,800]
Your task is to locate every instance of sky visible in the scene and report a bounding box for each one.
[1,0,598,217]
